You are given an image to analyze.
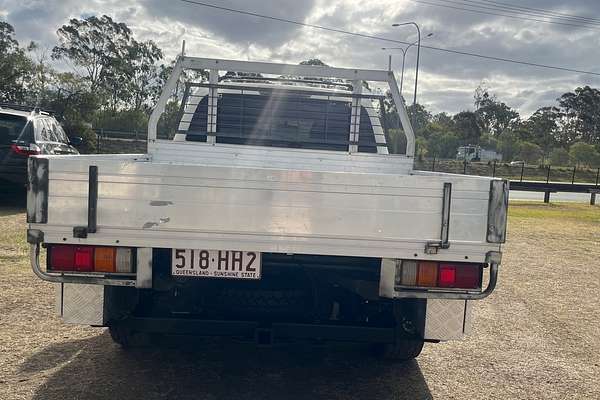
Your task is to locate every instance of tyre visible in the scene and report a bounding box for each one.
[108,325,153,348]
[108,325,132,347]
[372,339,424,362]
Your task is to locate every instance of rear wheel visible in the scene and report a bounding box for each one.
[373,339,424,362]
[372,301,425,362]
[108,325,154,348]
[108,325,132,348]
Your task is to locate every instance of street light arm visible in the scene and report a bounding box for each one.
[384,40,419,95]
[382,47,407,55]
[392,21,421,125]
[382,37,421,54]
[405,42,418,52]
[392,21,420,32]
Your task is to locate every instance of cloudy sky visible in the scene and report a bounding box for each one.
[2,0,600,116]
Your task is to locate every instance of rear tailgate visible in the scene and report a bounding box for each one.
[28,153,504,263]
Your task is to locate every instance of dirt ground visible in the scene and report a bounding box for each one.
[0,201,598,400]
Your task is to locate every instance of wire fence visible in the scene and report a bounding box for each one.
[415,158,600,185]
[92,128,152,154]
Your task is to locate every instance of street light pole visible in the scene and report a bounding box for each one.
[382,34,431,98]
[392,22,422,125]
[413,25,421,109]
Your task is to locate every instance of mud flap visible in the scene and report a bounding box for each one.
[56,283,106,325]
[424,299,472,341]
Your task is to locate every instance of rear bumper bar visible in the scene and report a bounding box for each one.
[117,317,396,344]
[32,242,499,299]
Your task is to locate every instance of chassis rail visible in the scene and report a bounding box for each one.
[116,317,397,344]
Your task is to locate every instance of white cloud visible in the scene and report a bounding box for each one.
[3,0,600,115]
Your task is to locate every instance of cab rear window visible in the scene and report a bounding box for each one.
[184,92,378,153]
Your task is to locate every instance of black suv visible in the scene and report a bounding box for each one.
[0,104,81,185]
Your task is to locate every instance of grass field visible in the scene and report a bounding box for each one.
[508,201,600,223]
[0,202,598,400]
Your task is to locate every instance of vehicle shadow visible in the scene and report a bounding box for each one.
[24,332,433,400]
[0,181,26,212]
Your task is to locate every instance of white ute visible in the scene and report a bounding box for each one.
[27,57,507,361]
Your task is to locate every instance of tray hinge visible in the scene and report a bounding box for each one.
[425,182,452,254]
[73,165,98,238]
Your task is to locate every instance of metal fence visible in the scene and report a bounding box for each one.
[92,129,149,154]
[416,158,600,185]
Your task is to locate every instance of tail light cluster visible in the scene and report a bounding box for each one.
[48,245,134,274]
[395,260,482,290]
[11,143,41,156]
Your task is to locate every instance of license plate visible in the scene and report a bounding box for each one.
[171,249,261,280]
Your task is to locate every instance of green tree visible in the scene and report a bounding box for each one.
[518,107,559,161]
[420,120,447,139]
[431,112,454,129]
[123,40,163,110]
[380,97,430,146]
[549,147,570,166]
[159,61,208,101]
[43,71,101,151]
[381,91,400,130]
[0,21,33,102]
[497,130,520,161]
[415,136,428,161]
[385,128,407,155]
[569,142,600,167]
[420,117,459,158]
[428,131,460,158]
[518,141,543,164]
[158,100,182,139]
[93,109,148,133]
[52,15,171,112]
[407,103,432,135]
[453,111,481,144]
[557,86,600,145]
[299,59,328,66]
[474,85,519,136]
[52,15,133,93]
[46,72,99,119]
[25,42,53,105]
[479,133,498,151]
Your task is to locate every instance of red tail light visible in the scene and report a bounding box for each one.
[74,247,94,272]
[454,264,482,289]
[398,260,482,290]
[48,245,134,274]
[49,245,75,271]
[438,265,456,287]
[11,143,40,156]
[438,263,481,289]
